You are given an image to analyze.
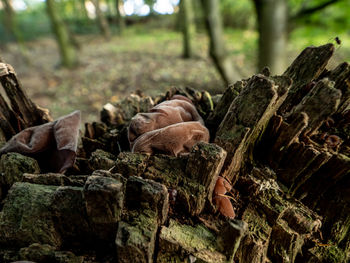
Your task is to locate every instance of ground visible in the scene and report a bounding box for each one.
[1,27,349,124]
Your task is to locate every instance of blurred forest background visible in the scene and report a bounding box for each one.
[0,0,349,123]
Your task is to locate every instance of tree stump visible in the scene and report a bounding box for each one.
[0,43,350,263]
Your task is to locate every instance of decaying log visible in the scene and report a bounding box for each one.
[0,61,52,144]
[214,74,291,183]
[328,62,350,111]
[186,142,227,204]
[286,78,341,135]
[206,80,245,135]
[1,43,350,263]
[115,142,227,216]
[116,176,168,263]
[0,63,52,130]
[279,43,335,115]
[297,153,350,208]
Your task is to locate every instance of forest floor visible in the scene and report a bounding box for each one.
[1,27,349,124]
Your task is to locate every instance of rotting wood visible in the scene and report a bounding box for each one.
[206,80,245,136]
[1,43,350,263]
[279,43,335,115]
[328,62,350,111]
[286,78,341,136]
[0,63,52,128]
[214,74,291,183]
[0,61,52,142]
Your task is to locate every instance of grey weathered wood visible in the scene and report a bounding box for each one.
[215,74,290,183]
[279,43,335,115]
[0,63,51,134]
[116,176,169,263]
[299,153,350,208]
[329,62,350,108]
[286,78,341,135]
[186,142,226,204]
[206,80,245,135]
[269,112,309,166]
[267,220,304,263]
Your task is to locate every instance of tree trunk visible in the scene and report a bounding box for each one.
[201,0,240,85]
[0,0,29,62]
[46,0,78,68]
[115,0,125,34]
[81,0,89,19]
[254,0,288,74]
[92,0,111,39]
[179,0,195,58]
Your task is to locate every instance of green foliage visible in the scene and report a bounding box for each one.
[291,0,350,32]
[220,0,256,29]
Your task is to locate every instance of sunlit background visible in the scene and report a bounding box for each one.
[10,0,179,14]
[0,0,349,123]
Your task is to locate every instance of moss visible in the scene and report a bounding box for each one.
[177,178,207,215]
[216,125,248,142]
[0,153,40,187]
[325,246,346,263]
[310,245,347,263]
[161,220,216,252]
[0,182,61,247]
[242,205,271,242]
[116,209,158,262]
[89,149,116,170]
[159,220,227,263]
[143,155,186,187]
[191,142,222,156]
[114,152,149,177]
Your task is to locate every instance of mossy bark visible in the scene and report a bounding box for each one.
[92,0,111,40]
[46,0,78,68]
[179,0,196,58]
[200,0,240,85]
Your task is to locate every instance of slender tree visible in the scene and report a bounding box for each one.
[1,0,28,61]
[253,0,341,74]
[92,0,111,39]
[80,0,89,19]
[201,0,240,85]
[46,0,78,68]
[179,0,195,58]
[253,0,288,74]
[115,0,125,34]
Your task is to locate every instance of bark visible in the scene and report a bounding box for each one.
[0,62,52,139]
[0,0,29,62]
[279,43,335,115]
[81,0,89,19]
[206,80,245,136]
[253,0,288,74]
[179,0,195,58]
[201,0,240,85]
[92,0,111,40]
[214,74,291,183]
[46,0,78,68]
[115,0,125,34]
